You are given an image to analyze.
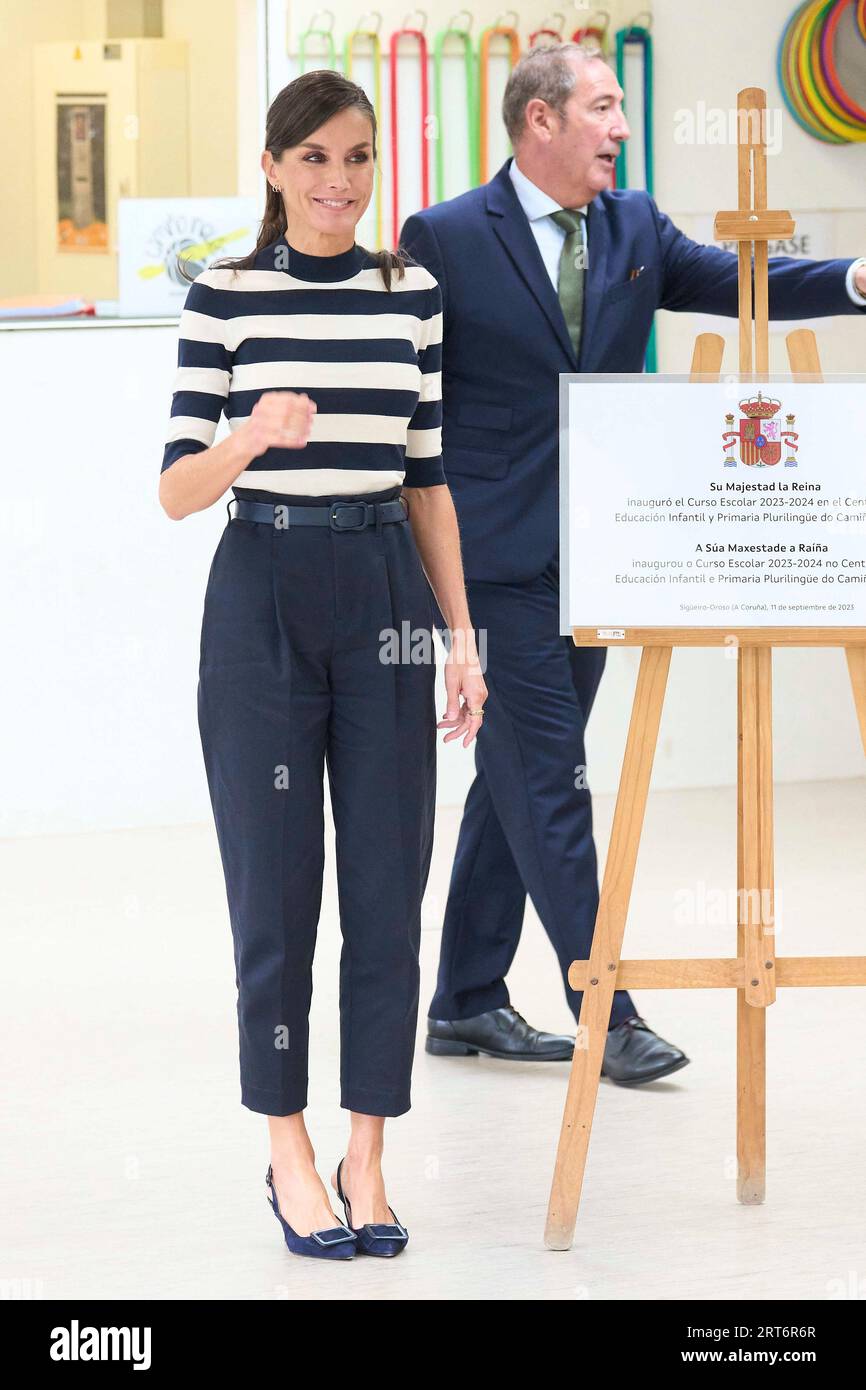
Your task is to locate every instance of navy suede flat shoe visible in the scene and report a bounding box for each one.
[265,1164,357,1260]
[335,1157,409,1258]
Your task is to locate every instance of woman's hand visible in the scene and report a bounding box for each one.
[437,631,488,748]
[160,389,317,521]
[240,390,317,457]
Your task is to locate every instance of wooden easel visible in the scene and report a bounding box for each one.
[545,88,866,1250]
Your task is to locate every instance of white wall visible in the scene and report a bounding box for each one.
[1,320,505,837]
[652,0,866,376]
[624,0,866,811]
[5,0,866,838]
[3,316,866,838]
[2,323,221,837]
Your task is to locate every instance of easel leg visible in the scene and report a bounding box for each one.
[545,646,672,1250]
[845,647,866,756]
[737,646,773,1204]
[737,990,765,1203]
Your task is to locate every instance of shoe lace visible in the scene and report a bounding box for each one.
[505,1006,540,1042]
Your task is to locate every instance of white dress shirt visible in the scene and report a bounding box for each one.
[845,258,866,305]
[507,156,866,306]
[508,157,587,291]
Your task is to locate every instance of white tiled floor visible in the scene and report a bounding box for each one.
[2,779,865,1301]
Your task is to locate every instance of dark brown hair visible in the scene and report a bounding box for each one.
[179,70,409,290]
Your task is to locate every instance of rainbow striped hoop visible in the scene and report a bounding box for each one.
[777,0,866,143]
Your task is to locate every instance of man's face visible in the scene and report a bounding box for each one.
[547,57,630,201]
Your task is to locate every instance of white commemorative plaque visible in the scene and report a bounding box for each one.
[560,374,866,633]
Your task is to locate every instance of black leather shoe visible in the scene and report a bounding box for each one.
[601,1015,690,1086]
[426,1005,574,1061]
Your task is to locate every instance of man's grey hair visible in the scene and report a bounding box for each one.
[502,41,609,147]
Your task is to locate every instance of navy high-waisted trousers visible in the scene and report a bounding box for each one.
[197,486,436,1118]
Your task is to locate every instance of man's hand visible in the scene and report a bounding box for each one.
[855,263,866,298]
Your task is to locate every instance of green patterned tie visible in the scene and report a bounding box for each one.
[550,208,586,361]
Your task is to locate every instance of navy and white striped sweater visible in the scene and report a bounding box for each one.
[161,235,444,497]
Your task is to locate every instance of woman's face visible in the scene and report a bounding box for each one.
[268,106,375,241]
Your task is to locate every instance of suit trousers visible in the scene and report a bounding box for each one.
[197,487,437,1117]
[430,558,637,1030]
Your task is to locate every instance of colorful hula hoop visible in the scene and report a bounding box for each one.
[529,28,563,46]
[297,12,337,73]
[478,23,520,183]
[344,23,384,249]
[570,21,611,53]
[433,17,478,198]
[777,0,866,142]
[802,1,866,138]
[777,2,841,140]
[614,23,656,370]
[819,0,866,123]
[389,23,431,246]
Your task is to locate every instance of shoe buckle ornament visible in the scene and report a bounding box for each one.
[311,1226,357,1247]
[364,1219,408,1240]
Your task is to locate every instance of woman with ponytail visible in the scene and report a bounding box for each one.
[159,70,486,1261]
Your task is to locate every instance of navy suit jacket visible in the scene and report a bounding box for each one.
[399,156,865,584]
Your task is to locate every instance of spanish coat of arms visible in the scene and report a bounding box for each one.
[721,392,800,468]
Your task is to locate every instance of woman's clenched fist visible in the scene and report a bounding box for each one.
[241,390,317,457]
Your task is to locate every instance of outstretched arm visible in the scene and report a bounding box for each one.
[652,197,866,320]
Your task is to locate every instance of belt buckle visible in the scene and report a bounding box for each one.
[329,502,368,532]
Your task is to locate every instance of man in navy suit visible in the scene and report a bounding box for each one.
[400,42,866,1083]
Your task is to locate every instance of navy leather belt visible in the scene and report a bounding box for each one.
[228,497,408,530]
